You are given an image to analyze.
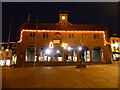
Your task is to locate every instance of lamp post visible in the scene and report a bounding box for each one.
[61,43,68,62]
[76,46,86,68]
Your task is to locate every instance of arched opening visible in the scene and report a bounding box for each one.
[52,46,63,62]
[78,46,90,62]
[53,33,62,45]
[92,47,102,62]
[25,46,35,62]
[66,47,77,62]
[39,46,51,62]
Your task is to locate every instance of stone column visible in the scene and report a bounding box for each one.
[76,50,80,64]
[89,49,93,63]
[63,49,66,62]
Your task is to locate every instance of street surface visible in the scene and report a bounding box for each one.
[2,61,119,88]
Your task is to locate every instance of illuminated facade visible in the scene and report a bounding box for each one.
[16,11,112,67]
[0,44,17,66]
[110,37,120,61]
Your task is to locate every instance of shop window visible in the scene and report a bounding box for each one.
[94,34,99,39]
[43,33,48,38]
[69,34,74,39]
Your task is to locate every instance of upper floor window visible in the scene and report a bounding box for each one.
[94,34,99,39]
[113,47,116,51]
[30,33,35,38]
[69,34,74,39]
[117,47,120,51]
[43,33,48,38]
[113,40,115,43]
[82,34,86,39]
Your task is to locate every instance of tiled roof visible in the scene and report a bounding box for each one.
[20,23,108,31]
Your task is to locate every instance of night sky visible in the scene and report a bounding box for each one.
[2,2,119,42]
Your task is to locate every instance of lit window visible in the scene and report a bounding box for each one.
[113,47,116,51]
[117,47,120,51]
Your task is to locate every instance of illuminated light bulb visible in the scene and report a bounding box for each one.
[46,49,51,54]
[62,16,65,20]
[78,47,82,51]
[67,47,72,50]
[6,49,9,51]
[56,50,60,53]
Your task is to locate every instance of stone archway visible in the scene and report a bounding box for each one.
[92,47,102,62]
[25,46,35,62]
[78,46,90,62]
[66,46,77,62]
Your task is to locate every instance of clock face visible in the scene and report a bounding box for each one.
[62,16,65,20]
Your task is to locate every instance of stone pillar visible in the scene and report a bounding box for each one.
[63,49,66,62]
[89,49,93,63]
[76,50,80,64]
[36,48,39,62]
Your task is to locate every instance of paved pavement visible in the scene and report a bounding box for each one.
[2,62,119,88]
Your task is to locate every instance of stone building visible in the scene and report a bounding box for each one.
[110,36,120,61]
[16,11,112,67]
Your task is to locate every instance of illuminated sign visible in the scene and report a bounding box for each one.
[53,40,60,44]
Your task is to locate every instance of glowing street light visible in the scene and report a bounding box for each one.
[56,50,60,53]
[6,49,9,51]
[62,16,65,20]
[45,49,51,54]
[67,47,72,50]
[78,47,82,51]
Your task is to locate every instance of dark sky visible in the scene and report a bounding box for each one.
[2,2,119,42]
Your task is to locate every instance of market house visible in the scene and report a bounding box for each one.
[16,11,112,67]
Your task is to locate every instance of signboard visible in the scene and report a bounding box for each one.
[53,40,60,44]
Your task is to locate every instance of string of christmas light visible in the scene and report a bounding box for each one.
[0,42,16,44]
[18,29,110,46]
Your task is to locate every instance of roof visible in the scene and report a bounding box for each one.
[20,23,108,31]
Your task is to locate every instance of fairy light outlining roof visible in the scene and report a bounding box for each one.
[17,29,110,46]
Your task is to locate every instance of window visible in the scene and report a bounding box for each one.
[113,40,115,43]
[43,33,48,38]
[30,33,35,38]
[113,47,116,51]
[117,47,120,51]
[82,34,86,39]
[69,34,74,39]
[94,34,99,39]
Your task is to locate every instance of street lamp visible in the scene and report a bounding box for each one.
[6,49,9,51]
[76,46,86,68]
[45,48,51,55]
[78,47,82,51]
[67,47,72,51]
